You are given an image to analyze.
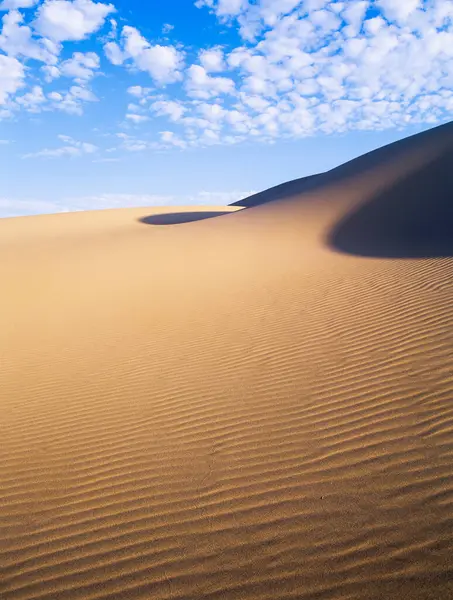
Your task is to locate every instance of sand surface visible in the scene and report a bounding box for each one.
[1,122,453,599]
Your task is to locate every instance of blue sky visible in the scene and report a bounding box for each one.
[1,0,452,217]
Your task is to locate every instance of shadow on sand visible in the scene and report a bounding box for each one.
[137,123,453,258]
[327,148,453,259]
[228,121,453,259]
[231,122,453,210]
[139,211,233,225]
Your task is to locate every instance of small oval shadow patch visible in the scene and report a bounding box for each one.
[139,211,234,225]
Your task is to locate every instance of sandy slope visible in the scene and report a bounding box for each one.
[1,122,453,600]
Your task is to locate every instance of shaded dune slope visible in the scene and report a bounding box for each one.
[1,122,453,600]
[231,121,453,210]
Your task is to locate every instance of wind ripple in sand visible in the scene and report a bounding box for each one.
[1,124,453,599]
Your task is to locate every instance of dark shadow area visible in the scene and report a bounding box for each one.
[328,148,453,259]
[231,121,453,209]
[139,211,234,225]
[230,174,322,208]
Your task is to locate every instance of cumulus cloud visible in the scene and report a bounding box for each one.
[2,0,453,151]
[14,83,45,110]
[0,9,59,63]
[159,130,187,148]
[47,84,98,115]
[125,112,149,123]
[0,0,39,9]
[133,43,182,84]
[127,85,149,97]
[59,51,100,81]
[377,0,422,24]
[0,53,24,103]
[171,0,453,145]
[186,64,235,98]
[151,99,186,121]
[42,51,100,83]
[199,47,225,72]
[103,39,122,65]
[195,0,246,18]
[342,1,368,37]
[0,1,111,115]
[34,0,114,42]
[104,25,183,84]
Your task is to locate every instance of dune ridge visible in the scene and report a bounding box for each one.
[1,122,453,599]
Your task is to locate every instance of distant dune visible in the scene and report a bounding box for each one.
[1,122,453,600]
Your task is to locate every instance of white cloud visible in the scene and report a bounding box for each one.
[103,39,123,65]
[126,112,149,123]
[115,131,152,152]
[304,0,330,11]
[195,0,246,18]
[34,0,114,42]
[0,9,59,63]
[134,43,183,84]
[59,51,100,81]
[377,0,422,24]
[127,85,150,97]
[27,146,82,157]
[363,15,385,35]
[160,130,187,148]
[43,51,100,82]
[23,134,98,158]
[2,0,452,152]
[310,8,341,32]
[342,1,368,37]
[105,25,184,85]
[48,84,98,115]
[41,63,59,80]
[186,64,235,98]
[258,0,305,25]
[343,37,367,58]
[126,101,140,112]
[0,52,24,104]
[81,142,98,152]
[14,84,45,110]
[167,0,453,146]
[199,47,225,72]
[0,0,39,9]
[151,99,186,121]
[197,101,226,123]
[121,24,147,56]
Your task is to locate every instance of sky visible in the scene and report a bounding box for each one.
[1,0,452,218]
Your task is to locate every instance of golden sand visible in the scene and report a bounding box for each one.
[1,122,453,599]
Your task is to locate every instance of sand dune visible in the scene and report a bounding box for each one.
[1,122,453,600]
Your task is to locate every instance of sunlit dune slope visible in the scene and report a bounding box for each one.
[1,122,453,600]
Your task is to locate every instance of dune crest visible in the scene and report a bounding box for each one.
[1,123,453,600]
